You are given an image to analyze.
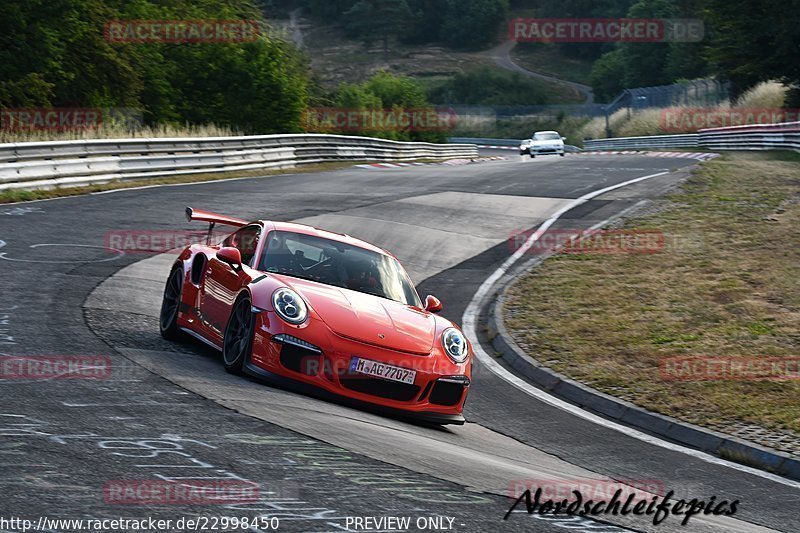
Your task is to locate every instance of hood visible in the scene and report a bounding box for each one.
[277,276,435,355]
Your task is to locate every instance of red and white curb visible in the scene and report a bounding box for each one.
[477,145,720,161]
[476,145,519,151]
[580,151,719,161]
[356,156,504,170]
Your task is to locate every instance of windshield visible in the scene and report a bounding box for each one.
[534,132,561,141]
[259,231,422,307]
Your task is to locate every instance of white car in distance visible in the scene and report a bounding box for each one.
[527,131,566,158]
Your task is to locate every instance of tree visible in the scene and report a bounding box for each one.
[441,0,509,50]
[587,0,709,101]
[588,49,626,101]
[316,71,445,142]
[401,0,448,44]
[703,0,800,103]
[0,0,310,133]
[617,0,676,88]
[343,0,413,59]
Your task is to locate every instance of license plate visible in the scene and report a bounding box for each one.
[349,357,416,385]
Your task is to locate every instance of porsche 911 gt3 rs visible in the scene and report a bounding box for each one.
[159,207,472,424]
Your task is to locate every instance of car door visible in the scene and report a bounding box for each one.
[200,224,262,344]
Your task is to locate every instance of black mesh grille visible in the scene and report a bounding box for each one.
[279,344,321,376]
[417,380,434,402]
[429,381,466,406]
[340,377,420,402]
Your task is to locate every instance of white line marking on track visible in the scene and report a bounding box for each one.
[463,170,800,490]
[0,243,125,264]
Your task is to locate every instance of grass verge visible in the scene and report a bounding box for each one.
[503,151,800,436]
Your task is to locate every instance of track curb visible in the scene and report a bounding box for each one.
[485,267,800,483]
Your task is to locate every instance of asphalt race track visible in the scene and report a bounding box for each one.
[1,152,797,532]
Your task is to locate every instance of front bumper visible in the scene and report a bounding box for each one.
[247,313,471,423]
[531,145,564,154]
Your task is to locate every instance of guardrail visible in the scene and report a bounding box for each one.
[699,121,800,152]
[583,134,699,151]
[0,134,478,192]
[448,137,519,147]
[582,121,800,153]
[448,137,582,153]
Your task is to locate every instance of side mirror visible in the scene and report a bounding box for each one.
[424,295,443,314]
[217,247,242,268]
[561,136,567,141]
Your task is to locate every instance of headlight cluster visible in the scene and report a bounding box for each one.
[272,288,308,325]
[442,328,469,363]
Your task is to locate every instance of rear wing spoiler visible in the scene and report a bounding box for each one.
[185,207,248,228]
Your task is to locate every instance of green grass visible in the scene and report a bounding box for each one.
[510,44,594,86]
[503,151,800,435]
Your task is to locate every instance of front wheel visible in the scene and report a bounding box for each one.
[222,296,255,375]
[559,152,565,157]
[530,153,536,159]
[160,267,185,341]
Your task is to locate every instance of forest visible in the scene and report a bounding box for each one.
[2,0,797,135]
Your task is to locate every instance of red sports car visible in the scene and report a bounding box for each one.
[159,207,472,424]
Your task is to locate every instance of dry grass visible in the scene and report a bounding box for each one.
[579,81,790,140]
[504,152,800,434]
[616,108,668,138]
[0,123,242,144]
[735,81,786,109]
[579,109,629,139]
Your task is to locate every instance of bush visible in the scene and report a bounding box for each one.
[427,67,554,105]
[307,71,446,142]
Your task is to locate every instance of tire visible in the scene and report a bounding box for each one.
[160,267,186,341]
[530,153,536,159]
[222,296,255,375]
[559,152,565,157]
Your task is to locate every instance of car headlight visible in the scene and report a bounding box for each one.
[442,328,469,363]
[272,288,308,325]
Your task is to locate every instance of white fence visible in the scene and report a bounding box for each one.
[583,134,699,150]
[699,121,800,152]
[583,121,800,152]
[0,134,478,191]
